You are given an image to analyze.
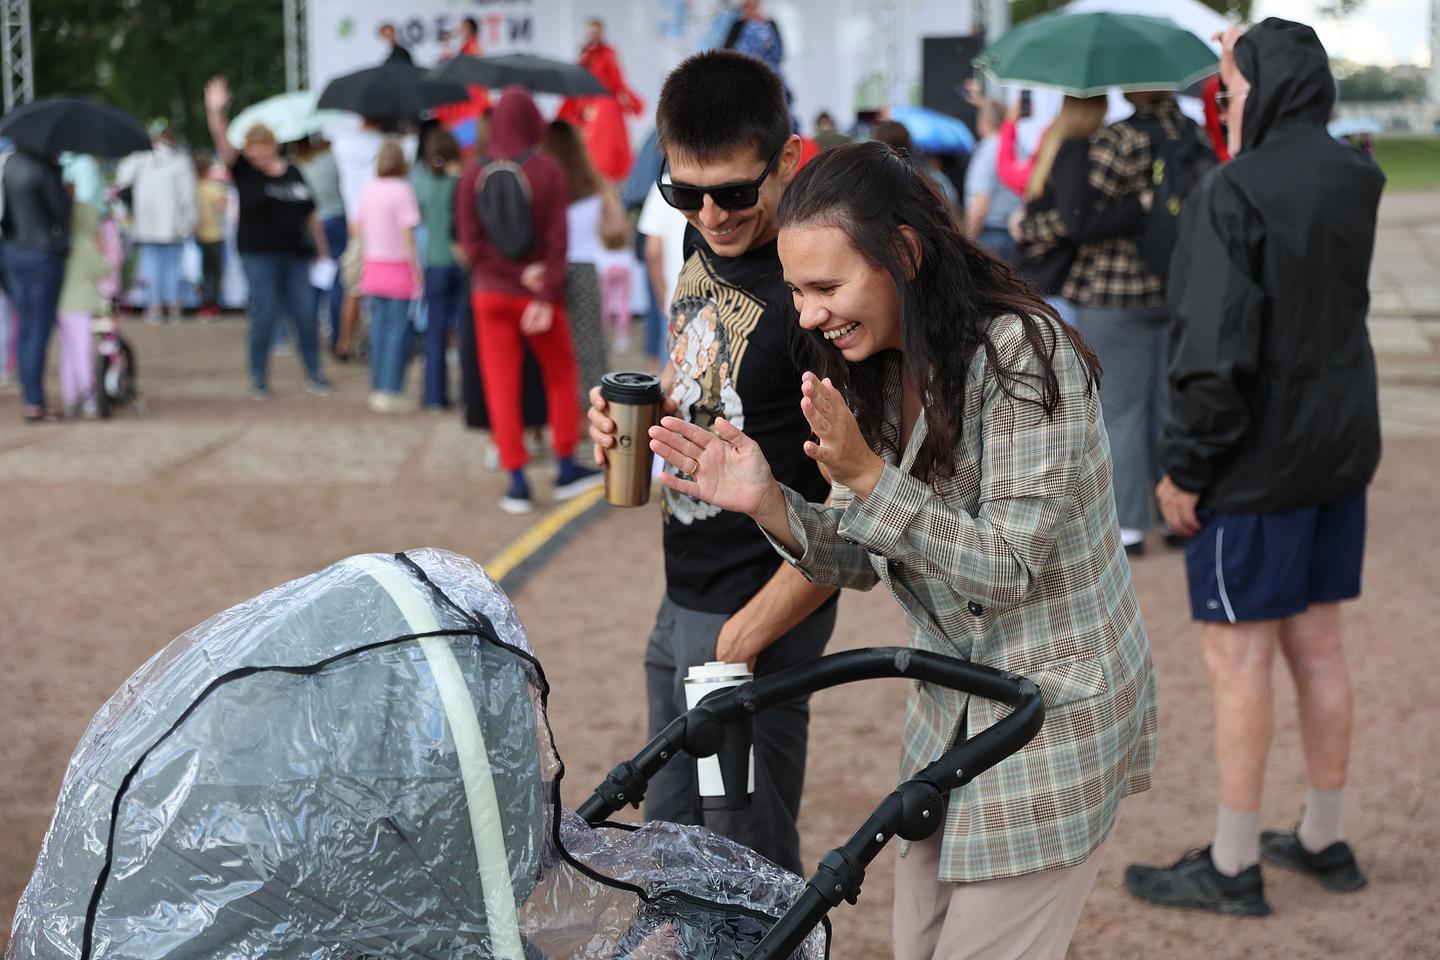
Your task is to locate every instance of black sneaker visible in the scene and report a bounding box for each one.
[555,464,603,501]
[1260,829,1367,892]
[1125,847,1273,917]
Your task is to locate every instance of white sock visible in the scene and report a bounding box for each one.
[1212,805,1261,876]
[1298,787,1346,853]
[1120,526,1145,547]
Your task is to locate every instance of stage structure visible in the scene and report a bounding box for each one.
[305,0,976,136]
[1,0,33,110]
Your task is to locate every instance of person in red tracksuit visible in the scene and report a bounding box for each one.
[455,87,601,514]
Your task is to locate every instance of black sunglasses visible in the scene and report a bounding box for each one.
[657,142,785,212]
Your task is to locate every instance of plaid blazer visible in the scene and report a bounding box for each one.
[767,315,1157,882]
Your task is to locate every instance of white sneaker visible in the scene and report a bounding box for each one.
[498,493,535,515]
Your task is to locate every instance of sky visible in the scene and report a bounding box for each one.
[1253,0,1432,66]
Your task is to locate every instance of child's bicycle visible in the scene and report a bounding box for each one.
[93,315,147,418]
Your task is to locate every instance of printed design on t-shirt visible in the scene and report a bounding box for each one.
[663,251,763,526]
[264,180,311,204]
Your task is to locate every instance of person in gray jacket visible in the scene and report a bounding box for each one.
[1,147,72,421]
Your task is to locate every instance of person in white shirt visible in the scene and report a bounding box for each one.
[116,127,197,322]
[328,117,417,357]
[637,181,690,363]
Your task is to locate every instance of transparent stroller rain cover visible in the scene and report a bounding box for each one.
[8,550,826,960]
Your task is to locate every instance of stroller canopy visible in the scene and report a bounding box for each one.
[8,549,824,960]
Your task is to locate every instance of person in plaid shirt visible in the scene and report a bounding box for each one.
[1014,91,1207,557]
[648,141,1157,960]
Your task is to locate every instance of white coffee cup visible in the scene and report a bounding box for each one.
[683,661,755,808]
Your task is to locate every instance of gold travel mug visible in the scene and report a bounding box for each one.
[600,372,665,507]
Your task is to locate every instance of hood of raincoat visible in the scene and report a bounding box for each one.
[1234,17,1334,153]
[488,86,546,159]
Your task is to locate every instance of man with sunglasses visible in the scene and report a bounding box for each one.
[587,50,836,876]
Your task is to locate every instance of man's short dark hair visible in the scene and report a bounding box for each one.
[461,16,478,32]
[656,50,791,164]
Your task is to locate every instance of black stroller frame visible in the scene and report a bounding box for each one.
[579,648,1046,959]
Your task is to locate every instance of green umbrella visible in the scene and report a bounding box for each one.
[227,91,343,148]
[975,12,1219,97]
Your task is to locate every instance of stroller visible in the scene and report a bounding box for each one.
[6,550,1043,959]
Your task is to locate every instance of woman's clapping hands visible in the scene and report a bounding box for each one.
[799,372,884,498]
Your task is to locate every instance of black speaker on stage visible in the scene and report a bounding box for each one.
[922,34,986,134]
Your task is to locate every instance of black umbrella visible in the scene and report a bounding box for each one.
[431,53,608,97]
[317,63,468,118]
[0,97,150,157]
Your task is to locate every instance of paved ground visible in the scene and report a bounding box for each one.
[3,193,1440,956]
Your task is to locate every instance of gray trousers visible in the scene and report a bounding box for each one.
[643,595,836,876]
[1072,305,1171,536]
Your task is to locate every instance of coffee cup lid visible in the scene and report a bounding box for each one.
[684,661,753,682]
[600,371,663,405]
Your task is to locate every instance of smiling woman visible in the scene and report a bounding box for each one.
[647,139,1159,960]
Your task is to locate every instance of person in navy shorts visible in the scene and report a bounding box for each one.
[1124,19,1385,917]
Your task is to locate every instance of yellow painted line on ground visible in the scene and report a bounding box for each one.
[485,485,607,584]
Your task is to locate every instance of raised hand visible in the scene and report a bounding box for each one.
[800,372,884,497]
[648,416,780,518]
[204,76,231,115]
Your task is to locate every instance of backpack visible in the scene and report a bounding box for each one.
[475,149,536,262]
[1135,118,1217,279]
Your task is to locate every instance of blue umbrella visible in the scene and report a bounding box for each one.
[887,106,976,155]
[1328,117,1382,139]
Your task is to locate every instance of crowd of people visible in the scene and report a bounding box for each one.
[1,9,1388,957]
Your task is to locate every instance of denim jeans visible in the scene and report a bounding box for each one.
[322,214,347,347]
[139,242,184,309]
[979,226,1017,266]
[3,246,67,408]
[240,252,322,390]
[367,295,413,393]
[1046,295,1078,328]
[422,264,467,407]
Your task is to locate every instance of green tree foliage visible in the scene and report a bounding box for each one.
[32,0,285,149]
[1335,64,1428,102]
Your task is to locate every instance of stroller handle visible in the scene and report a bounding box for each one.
[577,647,1044,959]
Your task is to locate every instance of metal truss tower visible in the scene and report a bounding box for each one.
[1430,0,1439,106]
[2,0,34,110]
[283,0,308,92]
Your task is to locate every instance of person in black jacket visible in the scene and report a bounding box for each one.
[1,147,73,421]
[1126,18,1385,917]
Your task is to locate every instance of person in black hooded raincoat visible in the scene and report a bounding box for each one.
[1125,18,1385,918]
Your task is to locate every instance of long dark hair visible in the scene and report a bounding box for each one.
[541,119,602,201]
[421,127,461,175]
[777,140,1100,482]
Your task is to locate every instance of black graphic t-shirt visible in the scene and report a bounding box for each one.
[662,230,832,613]
[231,155,316,257]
